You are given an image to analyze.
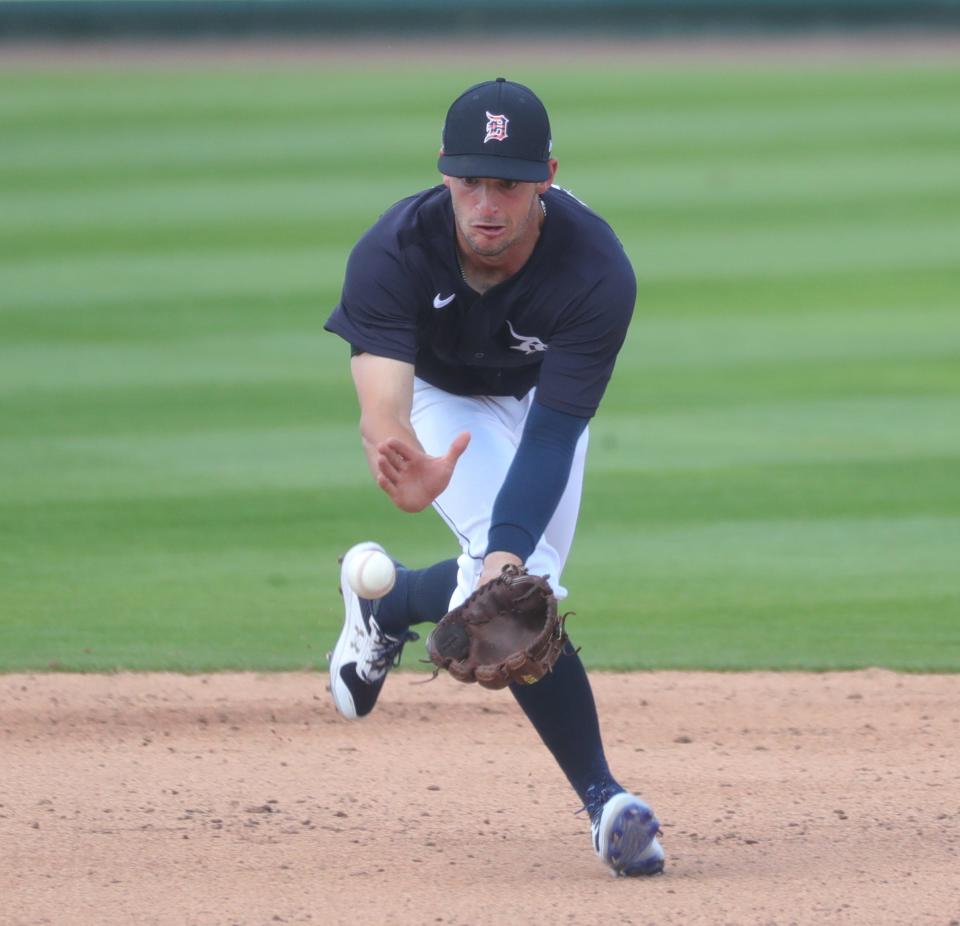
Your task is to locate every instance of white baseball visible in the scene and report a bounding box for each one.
[346,548,396,599]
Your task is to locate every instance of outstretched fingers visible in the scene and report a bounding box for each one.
[377,449,404,482]
[377,438,413,482]
[377,472,398,496]
[381,437,416,466]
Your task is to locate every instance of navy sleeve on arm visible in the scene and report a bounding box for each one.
[485,402,589,562]
[323,224,423,363]
[534,255,636,418]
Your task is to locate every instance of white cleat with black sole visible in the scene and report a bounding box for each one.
[591,791,665,877]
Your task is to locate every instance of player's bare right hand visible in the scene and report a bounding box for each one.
[376,431,470,512]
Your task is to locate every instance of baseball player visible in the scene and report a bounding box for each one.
[325,78,664,877]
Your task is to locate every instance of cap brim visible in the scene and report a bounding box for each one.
[438,154,548,182]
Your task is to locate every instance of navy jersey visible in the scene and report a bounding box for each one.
[324,185,636,418]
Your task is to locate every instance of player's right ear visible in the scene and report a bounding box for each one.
[536,158,559,194]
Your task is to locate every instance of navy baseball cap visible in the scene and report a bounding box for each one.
[438,77,552,182]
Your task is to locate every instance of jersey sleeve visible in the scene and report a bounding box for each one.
[324,226,422,363]
[535,256,636,418]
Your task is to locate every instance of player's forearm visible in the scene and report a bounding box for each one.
[357,411,422,482]
[350,353,420,484]
[486,402,588,562]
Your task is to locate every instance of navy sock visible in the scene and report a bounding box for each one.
[372,558,459,636]
[510,641,620,805]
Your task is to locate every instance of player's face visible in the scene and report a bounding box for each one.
[443,163,557,261]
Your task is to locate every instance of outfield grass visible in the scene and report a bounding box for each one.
[1,54,958,671]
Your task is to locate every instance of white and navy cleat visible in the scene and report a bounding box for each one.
[590,790,665,877]
[328,542,417,720]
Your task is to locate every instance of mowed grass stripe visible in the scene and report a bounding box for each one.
[589,398,960,472]
[0,290,328,342]
[0,246,345,312]
[636,263,960,317]
[612,355,960,411]
[627,307,960,370]
[0,70,456,126]
[0,327,338,390]
[584,458,960,524]
[618,217,960,281]
[0,178,423,233]
[0,430,367,510]
[0,119,442,184]
[1,380,346,438]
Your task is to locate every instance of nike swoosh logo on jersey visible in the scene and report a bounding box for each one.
[433,293,456,308]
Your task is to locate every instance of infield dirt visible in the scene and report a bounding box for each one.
[2,670,959,925]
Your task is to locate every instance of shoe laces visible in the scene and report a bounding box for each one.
[582,781,625,835]
[357,613,419,683]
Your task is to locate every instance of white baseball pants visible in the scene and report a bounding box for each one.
[410,377,589,611]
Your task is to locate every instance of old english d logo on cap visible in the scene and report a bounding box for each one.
[484,111,509,143]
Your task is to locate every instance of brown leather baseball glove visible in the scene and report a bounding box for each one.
[425,564,569,689]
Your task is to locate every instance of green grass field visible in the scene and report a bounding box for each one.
[1,53,958,672]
